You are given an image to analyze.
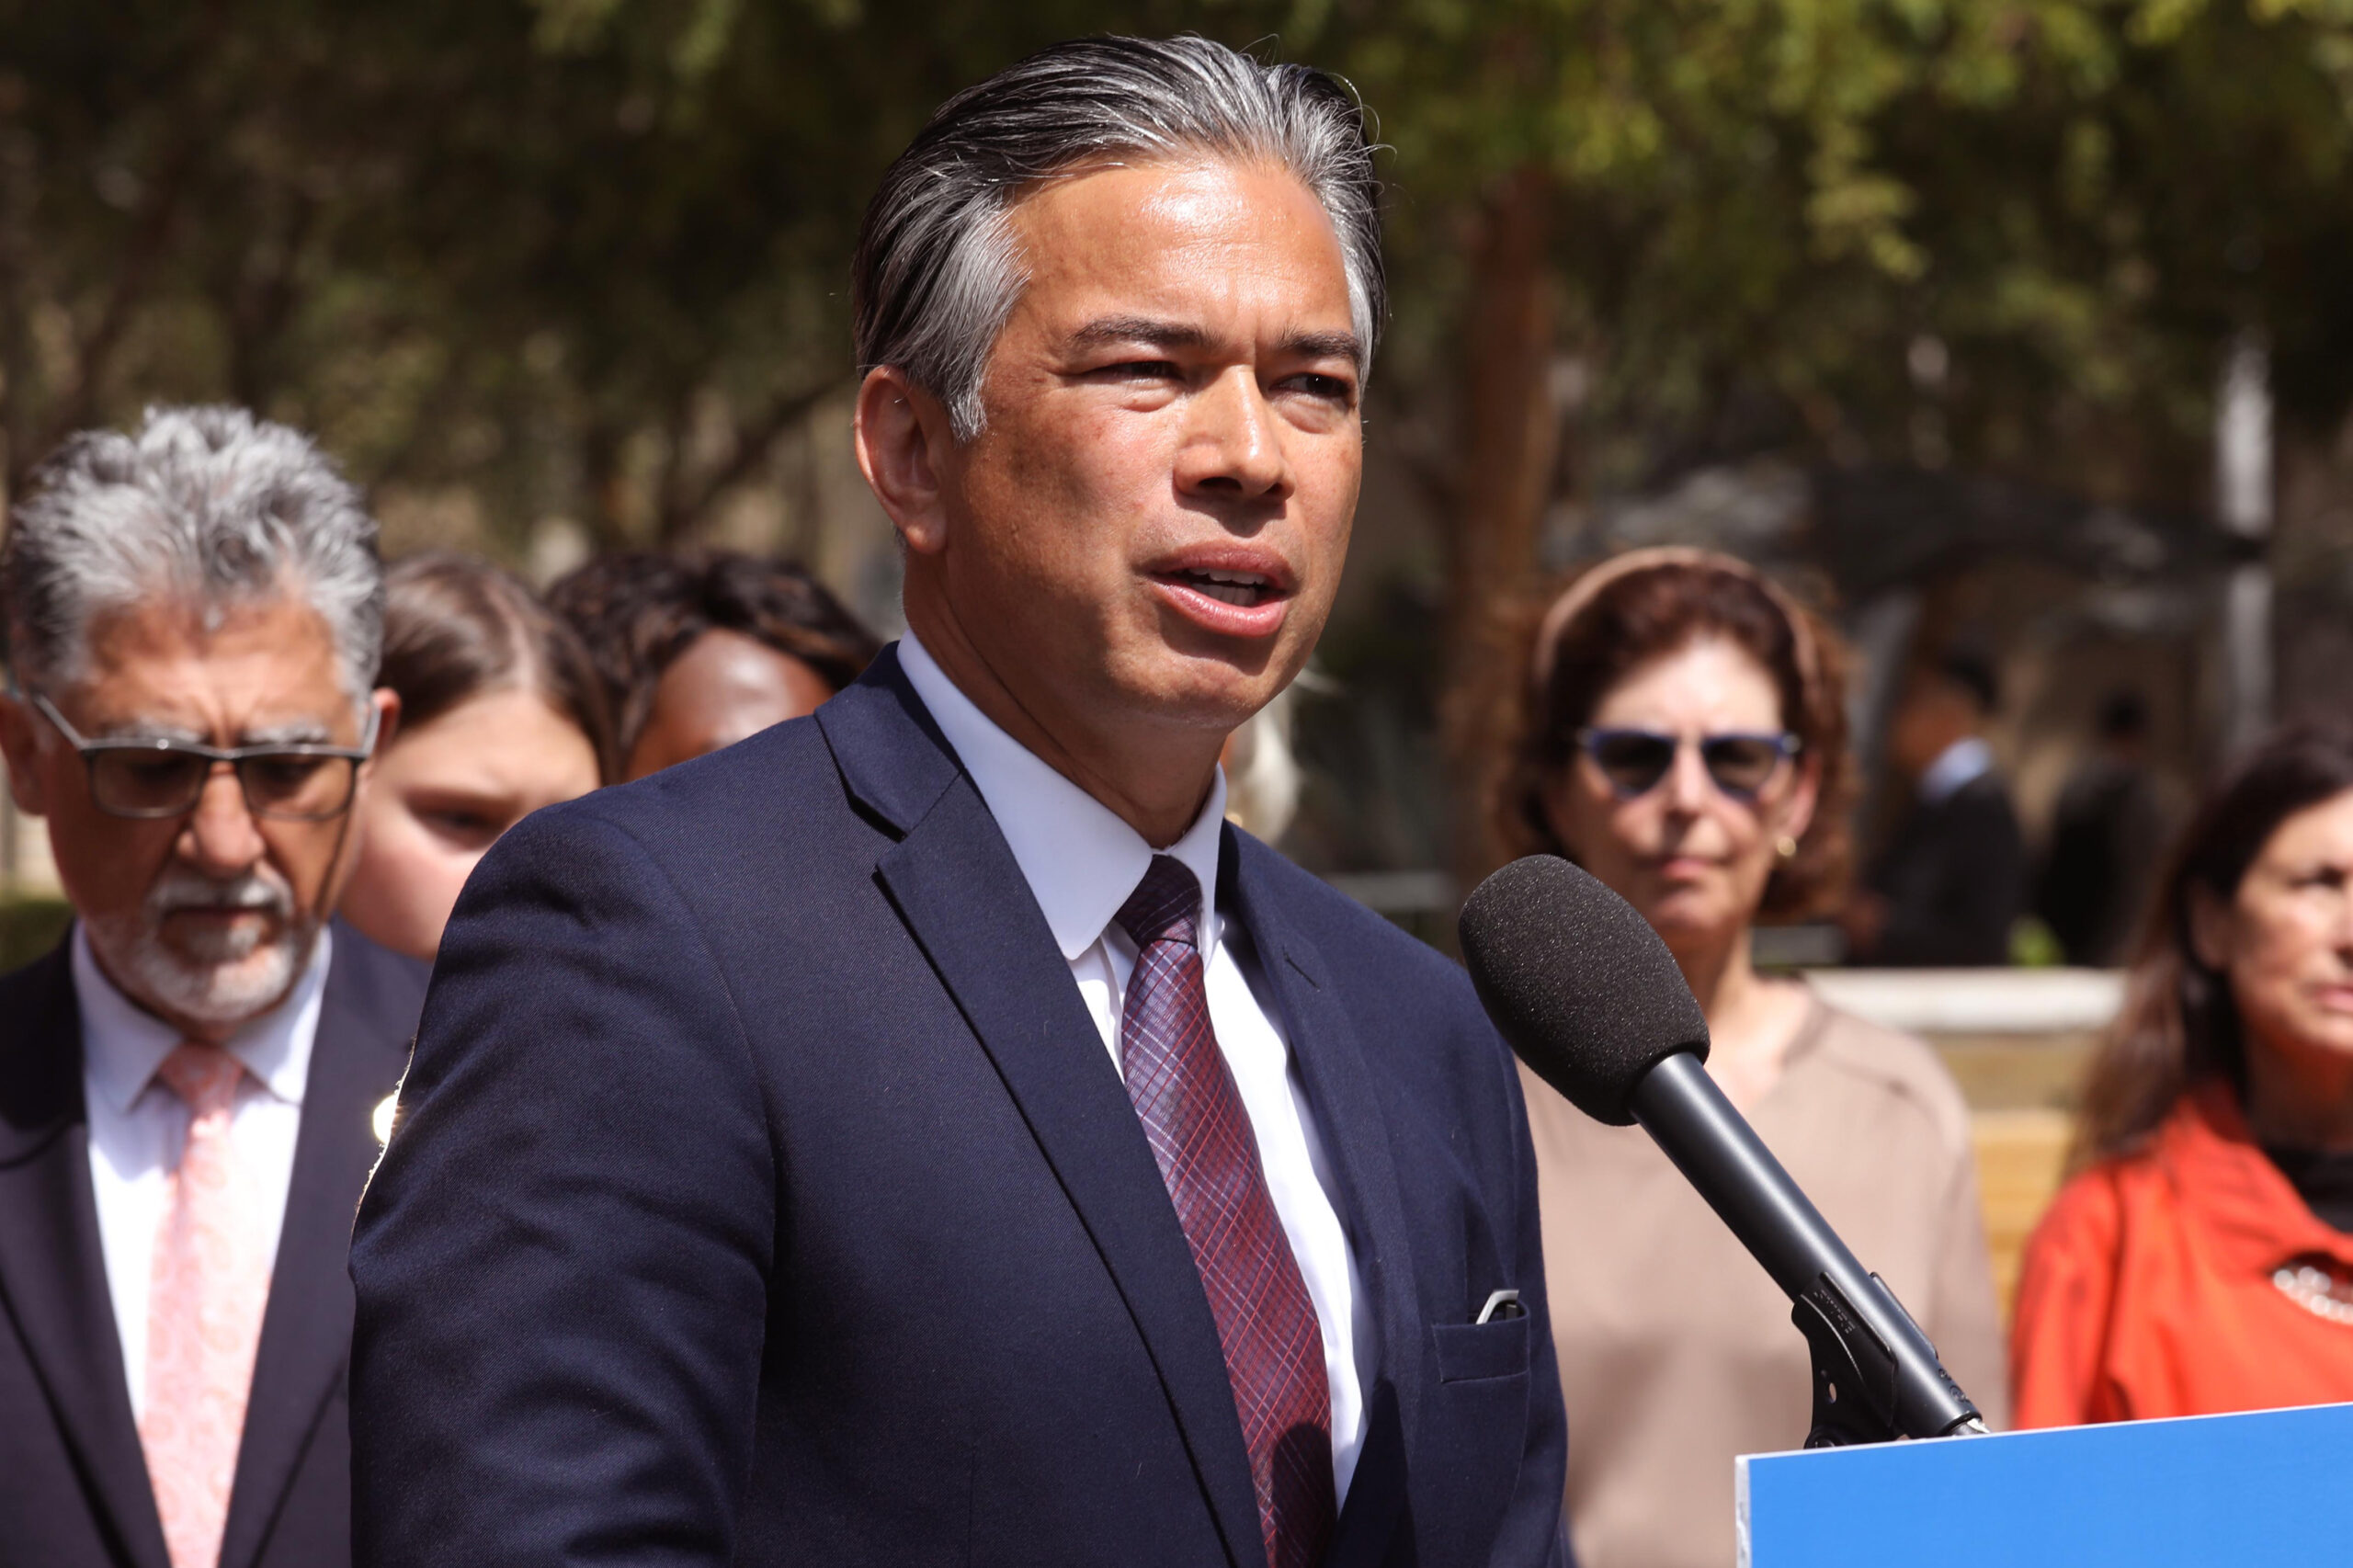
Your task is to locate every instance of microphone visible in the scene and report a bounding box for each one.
[1460,854,1984,1447]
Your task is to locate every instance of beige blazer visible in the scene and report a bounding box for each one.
[1523,990,2006,1568]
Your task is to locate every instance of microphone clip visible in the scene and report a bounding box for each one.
[1793,1272,1901,1448]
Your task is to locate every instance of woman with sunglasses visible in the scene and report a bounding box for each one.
[1494,548,2004,1568]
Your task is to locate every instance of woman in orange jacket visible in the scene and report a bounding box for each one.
[2013,724,2353,1426]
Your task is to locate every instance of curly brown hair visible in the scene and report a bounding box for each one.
[546,550,881,763]
[1492,549,1858,921]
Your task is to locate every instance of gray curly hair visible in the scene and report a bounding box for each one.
[853,34,1385,443]
[2,405,384,705]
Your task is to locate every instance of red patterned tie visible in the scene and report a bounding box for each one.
[1115,855,1336,1568]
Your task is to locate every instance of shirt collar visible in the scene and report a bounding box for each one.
[897,631,1227,960]
[74,921,331,1113]
[1918,735,1995,805]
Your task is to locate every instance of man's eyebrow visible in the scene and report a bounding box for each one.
[241,720,338,747]
[1066,316,1213,352]
[86,719,208,745]
[1065,316,1365,367]
[1279,329,1365,366]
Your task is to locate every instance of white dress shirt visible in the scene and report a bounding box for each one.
[76,925,329,1420]
[1917,735,1995,805]
[898,633,1371,1501]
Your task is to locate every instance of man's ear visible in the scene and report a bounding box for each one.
[0,689,50,815]
[2188,883,2234,972]
[853,366,959,556]
[358,687,401,783]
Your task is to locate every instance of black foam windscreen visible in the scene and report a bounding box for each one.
[1458,855,1711,1127]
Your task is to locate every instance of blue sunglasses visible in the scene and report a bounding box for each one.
[1575,727,1801,801]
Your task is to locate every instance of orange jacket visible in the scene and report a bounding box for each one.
[2011,1082,2353,1427]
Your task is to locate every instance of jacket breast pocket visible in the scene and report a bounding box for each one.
[1431,1314,1530,1384]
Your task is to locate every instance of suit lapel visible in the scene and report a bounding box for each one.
[822,654,1264,1568]
[219,929,415,1568]
[0,941,173,1568]
[1225,835,1427,1568]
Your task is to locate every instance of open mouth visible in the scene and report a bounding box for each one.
[1163,567,1280,607]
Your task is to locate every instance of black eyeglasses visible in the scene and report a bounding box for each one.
[1575,727,1801,801]
[28,690,380,823]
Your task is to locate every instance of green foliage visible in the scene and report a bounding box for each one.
[1,0,2348,551]
[1328,0,2353,498]
[0,895,70,972]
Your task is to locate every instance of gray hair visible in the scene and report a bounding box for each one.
[853,35,1385,441]
[2,405,384,704]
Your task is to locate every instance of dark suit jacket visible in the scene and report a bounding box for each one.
[1865,771,2027,967]
[349,647,1570,1568]
[0,922,425,1568]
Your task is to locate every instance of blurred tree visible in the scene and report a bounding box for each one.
[1317,0,2353,881]
[4,0,2351,878]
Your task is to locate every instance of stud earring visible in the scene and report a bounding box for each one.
[1774,834,1799,860]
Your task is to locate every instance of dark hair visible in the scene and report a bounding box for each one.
[853,35,1382,440]
[546,550,881,760]
[1495,555,1858,920]
[2073,723,2353,1167]
[2097,687,2150,741]
[377,551,616,782]
[1930,647,2000,715]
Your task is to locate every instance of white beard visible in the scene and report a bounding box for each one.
[86,863,317,1031]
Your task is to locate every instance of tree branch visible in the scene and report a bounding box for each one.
[656,374,844,545]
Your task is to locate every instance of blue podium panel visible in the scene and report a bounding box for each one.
[1738,1402,2353,1567]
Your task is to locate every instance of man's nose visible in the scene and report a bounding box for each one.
[176,766,267,874]
[1176,368,1290,500]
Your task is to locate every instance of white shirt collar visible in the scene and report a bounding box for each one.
[1917,735,1995,805]
[74,921,331,1114]
[897,632,1228,960]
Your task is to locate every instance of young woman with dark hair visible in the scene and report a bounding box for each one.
[546,550,880,780]
[2013,723,2353,1426]
[1499,547,2003,1568]
[339,551,613,961]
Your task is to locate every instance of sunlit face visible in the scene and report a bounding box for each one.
[0,594,390,1038]
[341,685,601,961]
[624,629,834,780]
[1542,638,1817,953]
[917,156,1363,738]
[2194,790,2353,1074]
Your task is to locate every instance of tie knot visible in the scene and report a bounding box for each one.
[1116,855,1202,950]
[155,1042,244,1115]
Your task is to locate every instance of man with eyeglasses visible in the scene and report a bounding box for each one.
[0,405,424,1568]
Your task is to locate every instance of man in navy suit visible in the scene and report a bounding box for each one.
[0,405,424,1568]
[350,37,1568,1568]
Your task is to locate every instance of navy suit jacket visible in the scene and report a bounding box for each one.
[349,647,1569,1567]
[0,923,424,1568]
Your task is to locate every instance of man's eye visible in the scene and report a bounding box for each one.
[1282,372,1356,403]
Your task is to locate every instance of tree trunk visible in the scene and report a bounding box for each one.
[1442,164,1557,895]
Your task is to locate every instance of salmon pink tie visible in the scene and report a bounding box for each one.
[1115,856,1336,1568]
[140,1042,271,1568]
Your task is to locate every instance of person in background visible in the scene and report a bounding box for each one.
[2013,724,2353,1426]
[547,549,879,778]
[1497,547,2005,1568]
[2035,688,2165,968]
[339,552,613,963]
[1847,647,2025,966]
[0,406,421,1568]
[1220,684,1303,845]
